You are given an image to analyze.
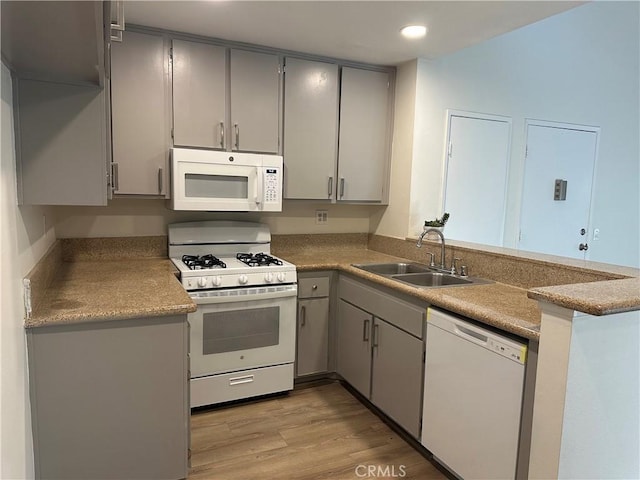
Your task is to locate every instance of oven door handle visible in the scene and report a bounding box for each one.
[229,374,254,386]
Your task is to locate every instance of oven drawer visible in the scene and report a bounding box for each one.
[298,277,330,298]
[190,363,294,408]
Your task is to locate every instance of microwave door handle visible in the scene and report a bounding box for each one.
[255,167,263,205]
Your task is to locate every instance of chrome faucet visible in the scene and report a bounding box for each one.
[416,227,446,270]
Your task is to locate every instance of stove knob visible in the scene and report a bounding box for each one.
[239,274,249,285]
[264,272,274,283]
[277,272,286,283]
[198,277,208,288]
[212,276,222,287]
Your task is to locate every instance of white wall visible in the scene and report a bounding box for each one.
[403,1,640,267]
[1,63,56,479]
[370,60,417,238]
[559,310,640,479]
[54,198,376,238]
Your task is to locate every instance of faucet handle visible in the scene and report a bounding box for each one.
[460,265,468,277]
[426,252,436,268]
[450,257,462,275]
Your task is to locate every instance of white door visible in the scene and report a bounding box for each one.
[443,113,511,246]
[519,122,598,259]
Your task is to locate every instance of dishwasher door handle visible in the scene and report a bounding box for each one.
[454,324,488,345]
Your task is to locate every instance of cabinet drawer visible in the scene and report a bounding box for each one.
[339,276,425,339]
[190,364,293,408]
[298,277,330,298]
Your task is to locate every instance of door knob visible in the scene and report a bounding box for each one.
[579,243,589,251]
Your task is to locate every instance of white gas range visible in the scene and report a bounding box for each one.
[168,221,297,408]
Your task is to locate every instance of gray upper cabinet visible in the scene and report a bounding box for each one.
[283,57,339,199]
[337,67,391,203]
[15,79,108,206]
[172,41,280,153]
[283,62,392,203]
[111,30,170,196]
[230,49,280,153]
[172,40,226,149]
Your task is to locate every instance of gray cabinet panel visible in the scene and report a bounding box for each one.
[27,316,189,480]
[371,318,424,438]
[336,299,372,397]
[172,39,226,149]
[338,67,390,202]
[230,49,280,153]
[283,57,339,199]
[111,30,170,196]
[16,79,107,206]
[297,297,330,376]
[338,275,424,338]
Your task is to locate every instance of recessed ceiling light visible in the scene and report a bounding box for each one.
[401,25,428,39]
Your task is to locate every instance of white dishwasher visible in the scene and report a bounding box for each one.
[421,308,527,480]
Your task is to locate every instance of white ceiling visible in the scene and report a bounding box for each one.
[125,1,586,66]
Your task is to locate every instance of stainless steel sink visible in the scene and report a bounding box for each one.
[351,262,431,275]
[351,262,493,288]
[392,272,473,287]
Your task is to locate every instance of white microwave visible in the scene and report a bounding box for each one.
[170,148,283,212]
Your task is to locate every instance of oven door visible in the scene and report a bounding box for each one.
[189,285,297,378]
[172,160,260,211]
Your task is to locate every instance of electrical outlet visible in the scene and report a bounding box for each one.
[593,228,600,241]
[315,210,328,225]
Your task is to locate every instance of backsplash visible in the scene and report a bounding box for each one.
[367,235,629,289]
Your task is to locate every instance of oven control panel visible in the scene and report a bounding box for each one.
[182,270,296,290]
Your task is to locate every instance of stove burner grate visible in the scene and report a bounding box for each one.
[236,252,283,267]
[182,254,227,270]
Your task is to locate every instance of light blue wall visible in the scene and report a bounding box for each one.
[411,1,639,267]
[559,310,640,479]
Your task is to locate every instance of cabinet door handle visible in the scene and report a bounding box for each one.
[234,123,239,150]
[112,162,119,192]
[158,167,163,194]
[373,324,379,348]
[219,122,225,149]
[339,177,345,198]
[362,318,370,342]
[300,305,306,326]
[328,177,333,197]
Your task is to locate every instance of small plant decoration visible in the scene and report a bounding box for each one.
[424,213,450,228]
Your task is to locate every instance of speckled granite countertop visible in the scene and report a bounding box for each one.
[528,277,640,316]
[25,259,196,328]
[275,248,542,340]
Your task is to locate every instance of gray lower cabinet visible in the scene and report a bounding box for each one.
[336,275,425,438]
[26,315,189,480]
[336,299,372,395]
[296,275,331,377]
[111,30,171,196]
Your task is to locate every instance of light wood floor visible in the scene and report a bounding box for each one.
[189,381,447,479]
